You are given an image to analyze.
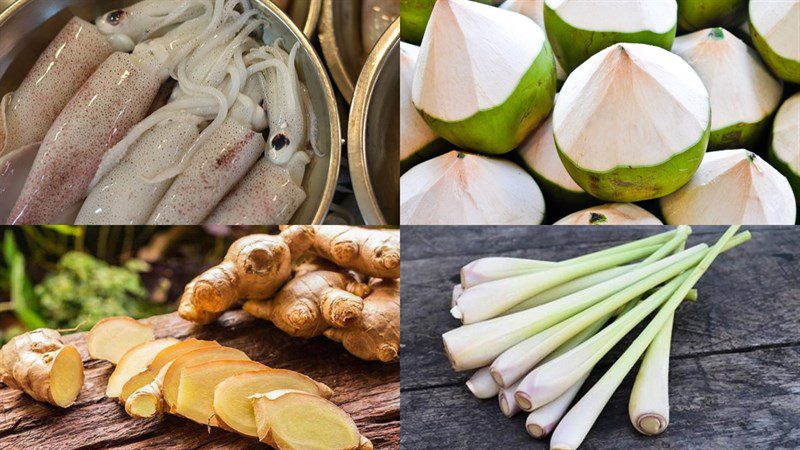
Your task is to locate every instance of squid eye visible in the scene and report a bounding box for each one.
[272,134,290,151]
[107,10,125,26]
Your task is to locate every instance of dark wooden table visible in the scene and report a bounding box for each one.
[0,311,400,449]
[400,226,800,449]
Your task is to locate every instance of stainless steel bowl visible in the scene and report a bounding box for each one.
[319,0,365,103]
[281,0,321,37]
[0,0,340,224]
[347,19,398,225]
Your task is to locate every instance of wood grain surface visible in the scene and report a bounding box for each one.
[0,310,400,449]
[400,226,800,449]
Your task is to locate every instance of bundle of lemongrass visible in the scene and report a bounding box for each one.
[443,226,748,449]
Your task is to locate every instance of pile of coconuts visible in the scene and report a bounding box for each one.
[400,0,799,225]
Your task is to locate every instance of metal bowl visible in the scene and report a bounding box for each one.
[319,0,365,103]
[0,0,340,224]
[281,0,321,37]
[347,19,398,225]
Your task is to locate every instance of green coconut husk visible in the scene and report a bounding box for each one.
[400,0,499,45]
[709,115,774,151]
[677,0,747,32]
[769,145,800,209]
[750,22,800,84]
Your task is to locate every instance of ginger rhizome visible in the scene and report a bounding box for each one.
[252,390,373,450]
[281,226,401,279]
[87,316,154,364]
[106,338,178,398]
[0,329,85,407]
[324,278,401,363]
[243,269,371,338]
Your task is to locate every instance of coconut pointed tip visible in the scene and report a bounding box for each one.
[636,414,668,435]
[709,27,725,40]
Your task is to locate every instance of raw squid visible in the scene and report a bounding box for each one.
[206,151,309,224]
[75,114,203,224]
[361,0,399,51]
[0,18,114,155]
[0,143,39,221]
[7,0,227,224]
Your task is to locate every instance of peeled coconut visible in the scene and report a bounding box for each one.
[554,43,710,202]
[749,0,800,83]
[500,0,566,81]
[660,149,797,225]
[677,0,747,32]
[543,0,678,74]
[672,28,783,150]
[400,0,502,45]
[412,0,556,155]
[517,97,594,210]
[401,43,446,173]
[400,151,545,225]
[554,203,663,225]
[769,93,800,205]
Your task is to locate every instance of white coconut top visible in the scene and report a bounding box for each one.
[412,0,546,122]
[544,0,677,33]
[401,43,440,161]
[518,110,583,193]
[672,28,783,129]
[661,150,797,225]
[500,0,566,79]
[750,0,800,61]
[400,151,545,225]
[554,203,662,225]
[773,93,800,172]
[554,43,709,171]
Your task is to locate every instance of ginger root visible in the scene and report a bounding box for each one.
[178,233,301,324]
[87,316,154,364]
[243,269,371,339]
[281,226,400,279]
[324,279,400,362]
[252,390,373,450]
[0,329,85,407]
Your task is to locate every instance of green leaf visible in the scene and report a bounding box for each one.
[10,253,46,330]
[42,225,83,237]
[3,229,19,266]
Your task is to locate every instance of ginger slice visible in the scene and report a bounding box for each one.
[214,369,333,437]
[106,338,179,398]
[87,317,154,364]
[176,360,267,426]
[252,390,372,450]
[1,329,85,407]
[162,346,250,412]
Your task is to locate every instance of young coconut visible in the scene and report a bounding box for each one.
[749,0,800,83]
[412,0,556,155]
[543,0,678,74]
[769,93,800,205]
[517,96,595,211]
[554,43,711,202]
[400,151,545,225]
[554,204,663,226]
[676,0,748,32]
[499,0,566,82]
[660,149,797,225]
[400,0,502,45]
[672,28,783,150]
[400,43,446,173]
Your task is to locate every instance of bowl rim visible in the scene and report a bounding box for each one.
[347,18,399,226]
[0,0,340,225]
[318,0,356,104]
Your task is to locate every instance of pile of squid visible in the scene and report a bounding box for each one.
[0,0,321,225]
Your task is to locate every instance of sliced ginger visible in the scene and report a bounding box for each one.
[252,390,372,450]
[176,360,267,426]
[0,329,84,407]
[106,338,179,398]
[214,369,334,437]
[162,346,250,412]
[87,317,154,364]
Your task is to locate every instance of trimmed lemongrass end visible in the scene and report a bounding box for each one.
[498,385,521,417]
[451,284,463,307]
[450,305,463,320]
[466,367,500,399]
[637,414,668,435]
[516,392,533,411]
[527,423,546,439]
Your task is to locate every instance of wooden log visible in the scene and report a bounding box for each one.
[0,310,400,449]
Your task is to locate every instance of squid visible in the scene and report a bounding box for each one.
[7,0,228,224]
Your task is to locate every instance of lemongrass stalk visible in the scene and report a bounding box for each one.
[525,296,641,439]
[514,272,692,412]
[461,258,555,288]
[451,284,463,308]
[549,226,740,450]
[505,228,690,315]
[460,229,681,289]
[453,244,662,324]
[465,367,499,399]
[498,380,522,417]
[627,239,688,435]
[442,245,708,371]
